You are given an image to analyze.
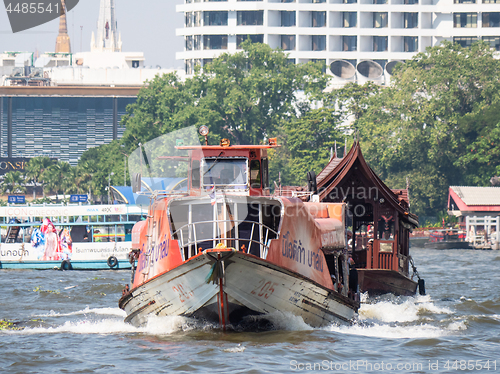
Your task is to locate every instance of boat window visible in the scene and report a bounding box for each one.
[377,215,394,240]
[169,197,282,260]
[202,158,248,187]
[191,159,200,188]
[262,157,269,188]
[250,159,261,188]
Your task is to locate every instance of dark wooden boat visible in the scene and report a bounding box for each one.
[310,140,425,296]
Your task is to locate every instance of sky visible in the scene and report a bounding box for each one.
[0,0,185,69]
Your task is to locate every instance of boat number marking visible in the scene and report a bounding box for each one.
[172,284,194,303]
[250,279,277,299]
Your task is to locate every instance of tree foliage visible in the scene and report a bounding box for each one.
[349,41,500,216]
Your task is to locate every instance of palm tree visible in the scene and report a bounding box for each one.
[1,171,27,195]
[43,161,72,201]
[24,157,54,199]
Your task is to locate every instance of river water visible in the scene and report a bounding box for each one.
[1,247,499,373]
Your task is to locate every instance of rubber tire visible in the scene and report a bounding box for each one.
[60,260,73,271]
[107,256,119,269]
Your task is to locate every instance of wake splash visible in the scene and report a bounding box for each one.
[3,295,463,338]
[324,294,464,339]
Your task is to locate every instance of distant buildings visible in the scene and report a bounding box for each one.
[0,0,182,165]
[176,0,500,85]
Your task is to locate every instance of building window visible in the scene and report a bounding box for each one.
[238,0,263,1]
[312,0,326,3]
[185,59,193,75]
[343,0,357,3]
[194,35,201,50]
[374,13,388,28]
[373,36,388,51]
[454,0,475,3]
[237,11,263,25]
[203,35,228,49]
[186,36,193,50]
[312,35,326,51]
[204,11,228,26]
[343,36,357,51]
[237,34,264,48]
[404,0,418,3]
[312,12,326,27]
[281,11,296,27]
[374,0,387,3]
[282,0,295,2]
[281,35,296,50]
[404,36,418,52]
[453,36,478,47]
[404,13,418,28]
[483,36,500,50]
[343,12,357,28]
[185,12,193,27]
[132,61,139,68]
[203,58,213,66]
[453,13,477,28]
[483,0,500,3]
[483,13,500,27]
[194,11,202,27]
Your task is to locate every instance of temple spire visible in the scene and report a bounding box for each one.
[91,0,122,52]
[55,0,71,53]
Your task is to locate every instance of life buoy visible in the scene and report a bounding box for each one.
[60,260,73,271]
[107,256,119,269]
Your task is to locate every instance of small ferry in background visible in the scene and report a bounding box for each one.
[424,229,471,250]
[0,204,146,270]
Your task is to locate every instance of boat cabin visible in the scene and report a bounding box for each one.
[156,139,282,261]
[178,141,276,197]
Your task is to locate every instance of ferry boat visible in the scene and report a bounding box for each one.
[424,229,471,250]
[119,127,359,330]
[0,204,146,270]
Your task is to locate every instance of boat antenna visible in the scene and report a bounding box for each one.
[406,176,410,209]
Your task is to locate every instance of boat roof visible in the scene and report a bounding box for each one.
[176,145,280,151]
[315,140,418,226]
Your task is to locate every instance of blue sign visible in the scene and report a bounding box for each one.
[70,194,88,203]
[8,195,25,204]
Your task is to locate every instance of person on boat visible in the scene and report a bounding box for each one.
[122,284,130,296]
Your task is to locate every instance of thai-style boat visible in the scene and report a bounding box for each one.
[310,141,425,296]
[119,127,359,330]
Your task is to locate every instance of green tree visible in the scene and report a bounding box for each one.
[354,41,500,216]
[24,157,54,198]
[119,42,328,149]
[1,171,26,195]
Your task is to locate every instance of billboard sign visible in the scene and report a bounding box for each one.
[8,195,25,204]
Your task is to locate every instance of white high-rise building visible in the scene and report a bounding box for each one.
[176,0,500,84]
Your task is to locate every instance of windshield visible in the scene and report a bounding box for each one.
[202,159,248,187]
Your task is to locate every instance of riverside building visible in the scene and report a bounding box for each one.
[0,0,181,165]
[176,0,500,85]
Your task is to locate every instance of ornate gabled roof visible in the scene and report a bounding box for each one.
[316,140,418,226]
